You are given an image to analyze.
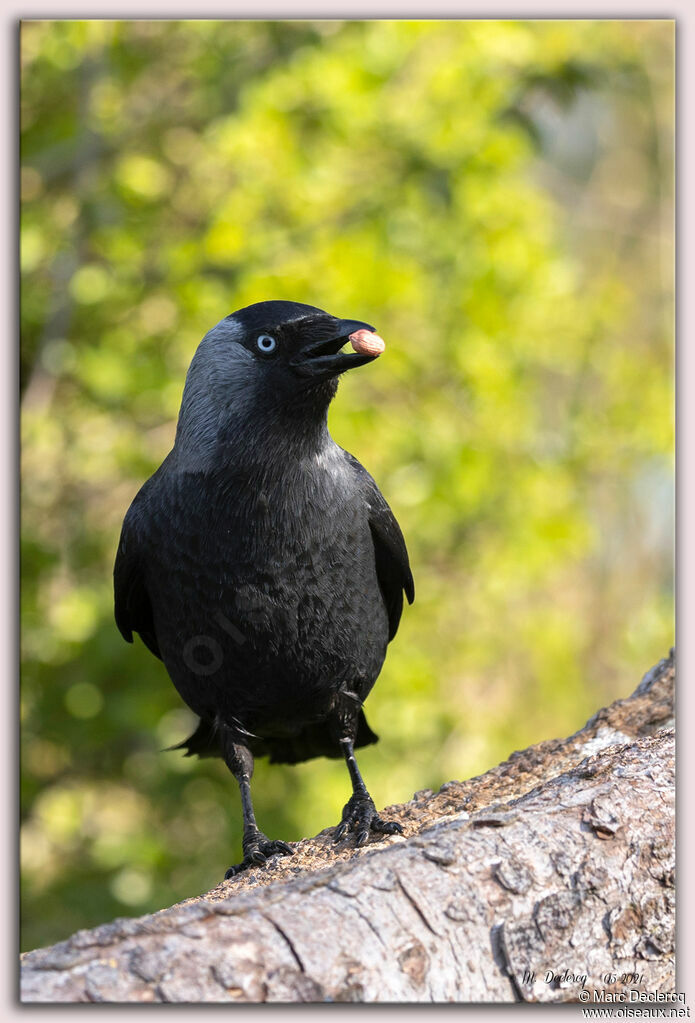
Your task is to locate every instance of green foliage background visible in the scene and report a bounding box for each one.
[20,19,674,953]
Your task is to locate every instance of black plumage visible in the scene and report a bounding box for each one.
[114,300,414,877]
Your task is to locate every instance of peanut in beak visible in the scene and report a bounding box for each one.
[349,329,386,357]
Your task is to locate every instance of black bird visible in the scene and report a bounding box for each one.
[114,300,414,878]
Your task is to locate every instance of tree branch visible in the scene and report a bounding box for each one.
[21,651,675,1003]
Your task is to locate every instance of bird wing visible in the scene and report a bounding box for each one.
[343,450,415,641]
[113,492,162,660]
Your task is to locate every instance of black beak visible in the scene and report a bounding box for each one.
[290,319,379,379]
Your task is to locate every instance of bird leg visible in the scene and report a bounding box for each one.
[332,695,403,846]
[219,729,293,880]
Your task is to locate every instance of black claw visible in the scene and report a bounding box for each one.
[373,819,403,835]
[334,793,402,848]
[224,835,294,880]
[224,856,258,880]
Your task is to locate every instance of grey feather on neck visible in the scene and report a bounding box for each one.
[174,318,257,469]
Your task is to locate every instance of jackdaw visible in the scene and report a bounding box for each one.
[114,300,414,878]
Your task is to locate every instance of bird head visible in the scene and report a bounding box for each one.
[221,299,381,384]
[175,301,384,462]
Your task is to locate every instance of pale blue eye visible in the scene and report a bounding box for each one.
[256,334,277,354]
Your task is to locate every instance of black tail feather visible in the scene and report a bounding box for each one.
[165,717,220,758]
[266,710,379,765]
[166,710,379,766]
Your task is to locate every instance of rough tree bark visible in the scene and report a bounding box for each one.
[21,652,675,1004]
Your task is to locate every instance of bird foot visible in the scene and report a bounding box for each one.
[334,792,403,847]
[224,833,294,880]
